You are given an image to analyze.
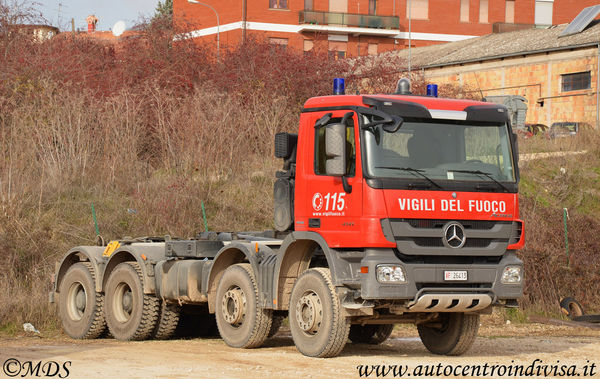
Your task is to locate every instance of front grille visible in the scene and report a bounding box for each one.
[385,218,515,256]
[409,237,494,248]
[416,283,493,290]
[405,219,503,230]
[393,251,503,264]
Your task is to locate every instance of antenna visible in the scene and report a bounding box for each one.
[112,20,126,37]
[52,1,68,30]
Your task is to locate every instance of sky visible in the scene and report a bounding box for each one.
[37,0,161,32]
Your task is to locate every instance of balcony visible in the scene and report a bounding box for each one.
[298,10,400,36]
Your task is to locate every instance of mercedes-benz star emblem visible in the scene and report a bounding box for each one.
[443,222,466,248]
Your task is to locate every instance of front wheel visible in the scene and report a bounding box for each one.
[417,312,479,355]
[288,268,350,358]
[215,264,272,348]
[349,324,394,345]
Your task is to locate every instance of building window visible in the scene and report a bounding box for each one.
[269,0,288,9]
[407,0,428,20]
[303,39,314,54]
[505,0,515,23]
[535,0,553,25]
[305,0,313,10]
[460,0,469,22]
[269,37,288,51]
[329,0,347,13]
[328,41,347,59]
[367,43,378,55]
[561,72,591,92]
[479,0,488,23]
[369,0,377,15]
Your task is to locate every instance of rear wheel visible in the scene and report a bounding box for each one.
[215,264,272,348]
[105,262,160,341]
[268,313,286,338]
[152,302,181,340]
[417,313,479,355]
[175,305,219,338]
[288,268,350,358]
[58,262,106,339]
[349,324,394,345]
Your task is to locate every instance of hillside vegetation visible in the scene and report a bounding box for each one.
[0,8,598,333]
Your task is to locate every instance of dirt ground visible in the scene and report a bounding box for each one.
[1,316,599,378]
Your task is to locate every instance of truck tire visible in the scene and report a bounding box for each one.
[560,297,585,319]
[105,262,160,341]
[215,263,272,348]
[175,306,218,338]
[58,262,107,339]
[152,302,181,340]
[349,324,394,345]
[288,268,350,358]
[268,313,285,338]
[417,313,479,356]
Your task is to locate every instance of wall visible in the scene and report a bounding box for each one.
[174,0,600,56]
[424,47,599,127]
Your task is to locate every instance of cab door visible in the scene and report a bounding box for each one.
[296,110,363,248]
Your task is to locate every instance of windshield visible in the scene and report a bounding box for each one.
[363,118,516,183]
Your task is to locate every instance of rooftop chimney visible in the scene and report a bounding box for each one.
[86,15,98,33]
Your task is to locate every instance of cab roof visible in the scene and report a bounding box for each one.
[303,94,490,111]
[302,94,509,124]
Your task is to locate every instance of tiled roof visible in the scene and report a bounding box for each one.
[393,21,600,69]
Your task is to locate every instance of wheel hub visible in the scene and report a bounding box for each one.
[75,287,86,312]
[67,282,86,321]
[122,291,133,314]
[295,291,323,335]
[112,282,133,323]
[222,287,246,326]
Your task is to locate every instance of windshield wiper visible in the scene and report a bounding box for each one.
[376,167,443,190]
[449,169,510,192]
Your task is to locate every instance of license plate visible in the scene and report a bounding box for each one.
[444,270,468,281]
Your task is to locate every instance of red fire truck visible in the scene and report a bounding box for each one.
[51,79,524,358]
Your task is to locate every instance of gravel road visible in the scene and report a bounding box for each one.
[1,316,599,378]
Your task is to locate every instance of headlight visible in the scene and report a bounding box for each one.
[501,266,522,284]
[376,265,406,283]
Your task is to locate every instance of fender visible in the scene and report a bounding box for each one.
[205,242,263,313]
[102,243,166,295]
[54,246,106,293]
[272,231,359,310]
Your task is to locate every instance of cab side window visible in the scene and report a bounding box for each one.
[314,117,355,176]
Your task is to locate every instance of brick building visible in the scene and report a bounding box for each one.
[397,18,600,128]
[174,0,600,57]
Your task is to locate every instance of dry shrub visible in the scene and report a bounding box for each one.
[518,129,600,314]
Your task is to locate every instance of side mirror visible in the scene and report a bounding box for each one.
[325,123,347,177]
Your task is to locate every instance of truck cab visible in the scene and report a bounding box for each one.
[273,87,524,355]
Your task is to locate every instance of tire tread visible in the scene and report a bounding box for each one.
[80,262,107,339]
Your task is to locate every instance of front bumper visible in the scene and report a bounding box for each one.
[359,248,523,302]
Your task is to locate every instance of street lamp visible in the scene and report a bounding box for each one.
[188,0,220,61]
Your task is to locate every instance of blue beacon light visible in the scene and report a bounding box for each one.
[333,78,345,95]
[426,84,438,97]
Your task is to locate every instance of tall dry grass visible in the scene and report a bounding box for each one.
[517,130,600,314]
